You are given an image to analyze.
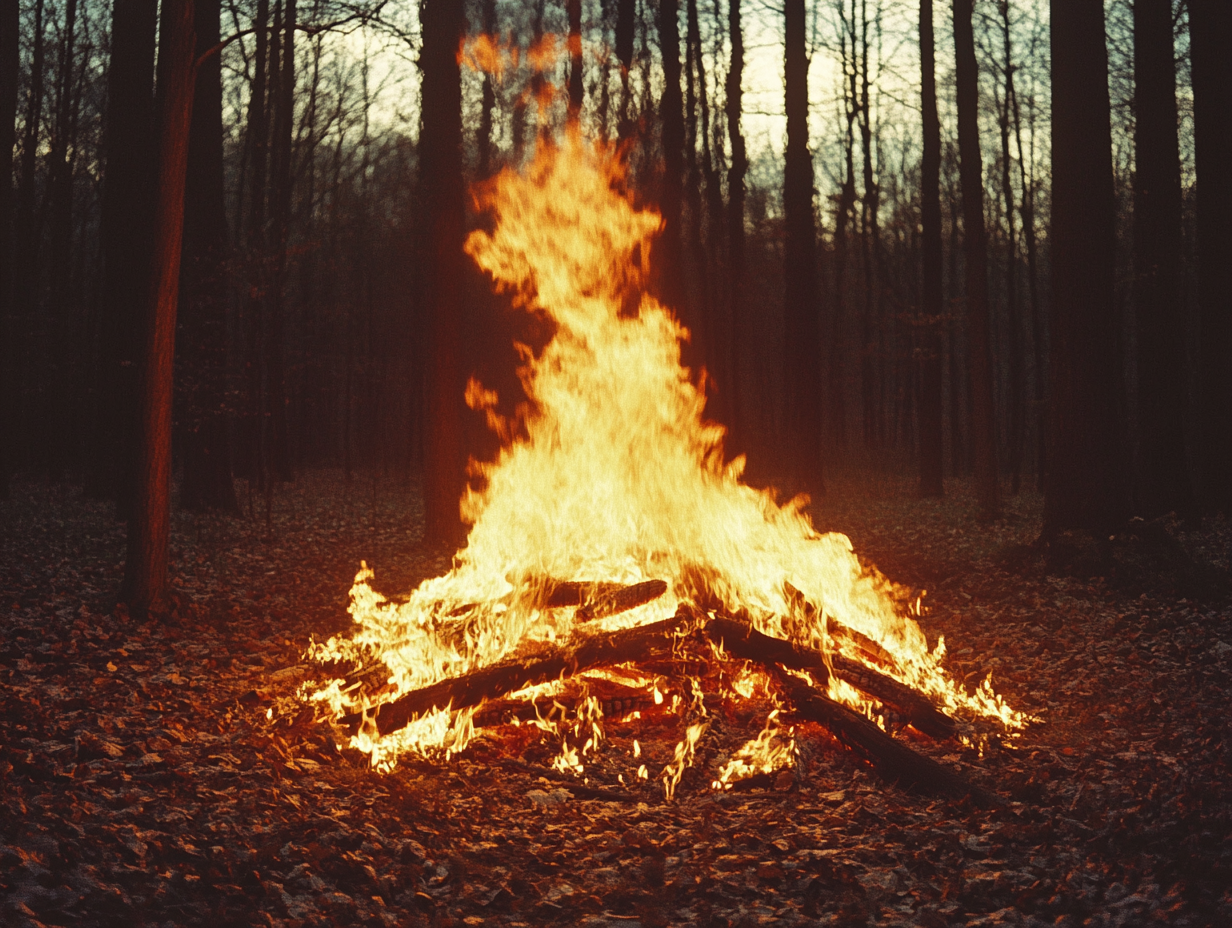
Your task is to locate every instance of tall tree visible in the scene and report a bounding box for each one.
[567,0,583,119]
[92,0,159,513]
[1190,0,1232,514]
[123,0,196,617]
[1133,0,1190,516]
[654,0,686,316]
[477,0,496,174]
[179,0,238,512]
[725,0,746,443]
[857,0,881,450]
[783,0,822,490]
[1045,0,1127,535]
[0,0,18,496]
[242,0,270,492]
[917,0,943,498]
[420,0,468,544]
[953,0,998,519]
[616,0,635,136]
[995,0,1024,495]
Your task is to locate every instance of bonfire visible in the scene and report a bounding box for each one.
[305,131,1028,801]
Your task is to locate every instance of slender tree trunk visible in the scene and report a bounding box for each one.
[996,1,1023,496]
[477,0,496,175]
[831,12,858,453]
[243,0,269,492]
[947,189,966,475]
[616,0,634,138]
[92,0,158,513]
[1009,46,1043,490]
[783,0,822,491]
[567,0,583,120]
[953,0,998,520]
[1133,0,1190,516]
[655,0,686,315]
[857,0,881,451]
[180,0,238,512]
[265,0,295,485]
[725,0,746,445]
[1189,0,1232,514]
[917,0,943,497]
[123,0,196,617]
[0,0,20,496]
[1044,0,1127,535]
[684,0,708,365]
[421,0,467,544]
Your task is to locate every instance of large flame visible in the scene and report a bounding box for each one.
[309,132,1025,771]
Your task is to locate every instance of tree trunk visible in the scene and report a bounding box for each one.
[917,0,943,498]
[1009,38,1043,490]
[1133,0,1189,517]
[91,0,158,514]
[122,0,196,618]
[567,0,583,120]
[179,0,238,513]
[1189,0,1232,514]
[477,0,496,175]
[953,0,999,520]
[654,0,686,315]
[242,0,269,492]
[782,0,822,491]
[616,0,634,137]
[857,0,881,451]
[0,0,19,496]
[996,1,1023,497]
[421,0,468,545]
[725,0,746,446]
[684,0,707,367]
[1044,0,1127,535]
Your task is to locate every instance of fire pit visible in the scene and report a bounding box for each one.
[304,133,1027,800]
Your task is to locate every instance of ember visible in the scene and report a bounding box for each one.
[304,133,1027,796]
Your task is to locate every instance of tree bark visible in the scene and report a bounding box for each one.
[567,0,583,120]
[1133,0,1190,517]
[953,0,999,520]
[1190,0,1232,514]
[180,0,238,512]
[122,0,197,618]
[477,0,496,175]
[421,0,468,545]
[654,0,686,316]
[782,0,822,491]
[92,0,158,513]
[917,0,943,498]
[1044,0,1127,535]
[0,0,19,496]
[725,0,746,445]
[996,0,1023,496]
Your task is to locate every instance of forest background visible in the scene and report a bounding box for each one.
[0,0,1229,611]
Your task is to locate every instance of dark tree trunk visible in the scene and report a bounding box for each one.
[725,0,746,445]
[654,0,686,315]
[953,0,999,520]
[477,0,496,175]
[1009,42,1043,490]
[783,0,822,491]
[1044,0,1128,535]
[1133,0,1190,516]
[92,0,158,514]
[831,13,858,451]
[420,0,468,545]
[918,0,943,498]
[616,0,634,137]
[857,0,881,451]
[1190,0,1232,514]
[179,0,238,512]
[266,0,295,485]
[242,0,269,492]
[0,0,18,496]
[996,0,1023,496]
[567,0,583,120]
[123,0,196,618]
[684,0,708,366]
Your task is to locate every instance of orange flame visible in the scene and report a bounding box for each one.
[307,130,1029,769]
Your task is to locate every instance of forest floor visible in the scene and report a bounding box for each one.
[2,469,1231,928]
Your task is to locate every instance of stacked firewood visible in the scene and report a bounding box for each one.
[334,578,994,804]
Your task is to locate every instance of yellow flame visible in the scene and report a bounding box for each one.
[714,709,796,789]
[307,130,1028,767]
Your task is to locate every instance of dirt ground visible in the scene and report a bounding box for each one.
[2,470,1230,927]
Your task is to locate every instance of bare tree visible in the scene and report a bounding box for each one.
[0,0,18,497]
[953,0,998,520]
[917,0,943,498]
[725,0,746,445]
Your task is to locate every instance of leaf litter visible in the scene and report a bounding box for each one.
[2,471,1231,927]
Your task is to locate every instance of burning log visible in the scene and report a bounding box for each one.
[708,614,955,740]
[775,673,985,802]
[537,578,669,621]
[350,614,688,737]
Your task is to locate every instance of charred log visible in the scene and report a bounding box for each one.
[351,614,688,737]
[536,578,669,620]
[776,673,985,802]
